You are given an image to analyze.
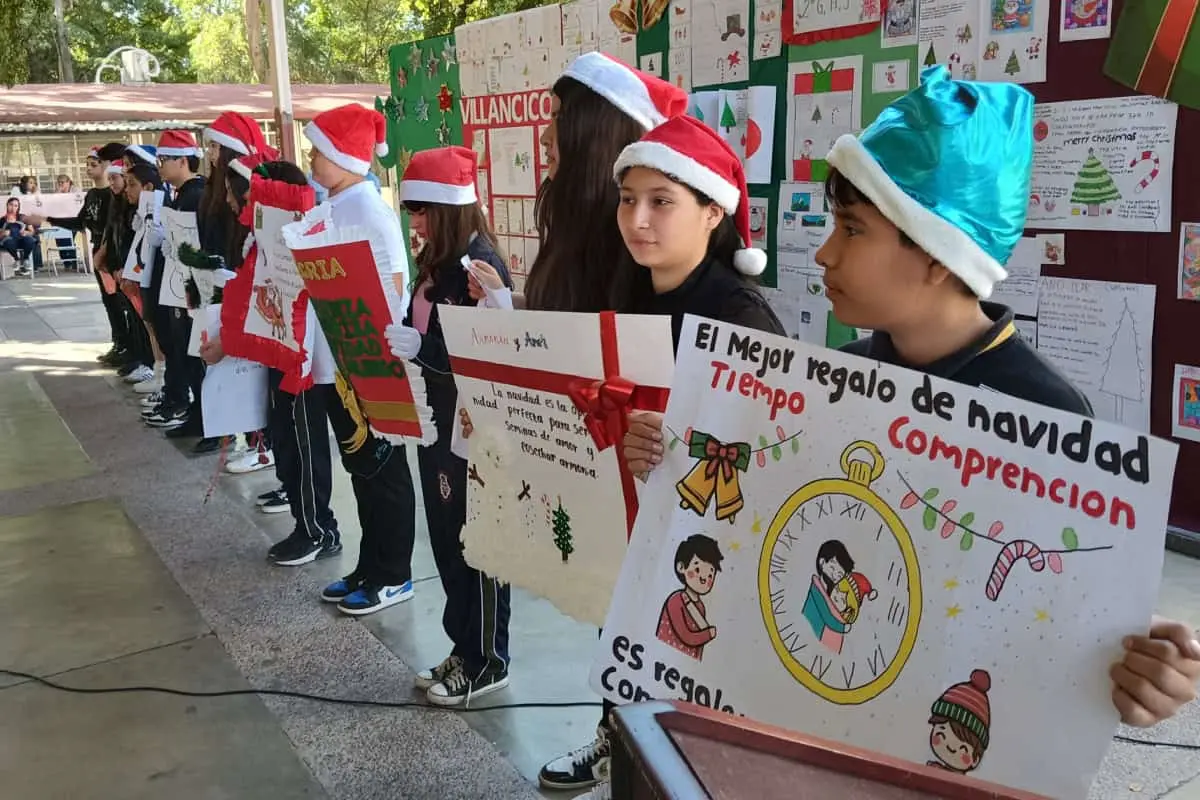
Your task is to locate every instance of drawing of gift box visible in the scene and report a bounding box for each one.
[792,61,855,182]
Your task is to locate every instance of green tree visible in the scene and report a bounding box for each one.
[1004,49,1020,76]
[1070,148,1121,214]
[923,43,937,67]
[719,98,737,132]
[0,0,55,85]
[552,497,573,563]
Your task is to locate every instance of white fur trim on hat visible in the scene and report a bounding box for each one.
[734,248,767,276]
[563,54,661,131]
[400,179,476,206]
[106,162,124,175]
[827,134,1007,299]
[203,127,249,155]
[126,145,156,166]
[230,159,253,182]
[614,141,740,214]
[303,121,372,176]
[157,146,200,157]
[376,142,389,158]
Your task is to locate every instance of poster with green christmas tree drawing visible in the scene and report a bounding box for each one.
[1004,49,1021,76]
[720,97,738,133]
[377,35,463,174]
[1070,149,1122,216]
[552,497,574,563]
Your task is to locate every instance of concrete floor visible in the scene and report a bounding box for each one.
[1,272,1198,799]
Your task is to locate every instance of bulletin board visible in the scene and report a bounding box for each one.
[376,0,1199,534]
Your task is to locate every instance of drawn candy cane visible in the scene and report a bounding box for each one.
[1128,150,1160,194]
[985,539,1045,601]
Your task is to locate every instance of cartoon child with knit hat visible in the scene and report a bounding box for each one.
[928,669,992,774]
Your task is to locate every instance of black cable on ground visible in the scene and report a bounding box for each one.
[3,668,1197,750]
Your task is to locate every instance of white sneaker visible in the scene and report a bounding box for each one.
[123,364,154,384]
[225,448,275,474]
[133,363,164,393]
[140,390,163,407]
[538,726,611,790]
[579,781,611,800]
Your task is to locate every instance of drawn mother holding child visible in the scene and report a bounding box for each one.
[803,539,877,654]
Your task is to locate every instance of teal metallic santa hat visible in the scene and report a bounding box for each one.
[826,65,1034,299]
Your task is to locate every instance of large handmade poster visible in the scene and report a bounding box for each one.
[592,316,1178,799]
[441,307,674,626]
[200,304,269,439]
[158,207,198,309]
[221,178,316,391]
[282,219,435,446]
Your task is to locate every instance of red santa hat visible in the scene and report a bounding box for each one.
[156,129,202,158]
[561,52,688,131]
[613,115,767,276]
[204,111,268,156]
[230,148,281,183]
[87,145,102,161]
[400,146,478,206]
[303,104,388,177]
[846,572,877,603]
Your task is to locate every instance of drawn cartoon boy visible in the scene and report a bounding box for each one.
[802,540,855,653]
[928,669,992,774]
[656,534,724,661]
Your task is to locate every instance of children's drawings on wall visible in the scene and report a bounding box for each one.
[788,0,882,38]
[1028,96,1177,233]
[988,237,1041,318]
[591,316,1178,800]
[1036,277,1156,431]
[871,59,911,93]
[693,86,778,184]
[1179,222,1200,301]
[882,0,918,47]
[755,0,784,59]
[639,51,663,77]
[748,197,769,247]
[918,0,1047,83]
[668,3,693,90]
[1059,0,1110,42]
[786,56,863,182]
[691,0,751,86]
[441,308,675,626]
[1172,365,1200,444]
[487,127,538,197]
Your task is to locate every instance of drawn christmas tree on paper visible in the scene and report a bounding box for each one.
[811,105,823,123]
[720,97,737,133]
[924,43,937,67]
[1070,148,1122,216]
[552,496,574,562]
[1004,49,1020,75]
[1098,299,1146,424]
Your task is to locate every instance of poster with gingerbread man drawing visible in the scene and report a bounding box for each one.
[592,315,1178,799]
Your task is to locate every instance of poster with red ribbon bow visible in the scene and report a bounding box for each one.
[440,306,674,626]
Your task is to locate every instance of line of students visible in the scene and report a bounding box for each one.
[82,56,1196,800]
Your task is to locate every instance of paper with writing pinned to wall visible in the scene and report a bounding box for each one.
[441,307,674,626]
[591,315,1177,799]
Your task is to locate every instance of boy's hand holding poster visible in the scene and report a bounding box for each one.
[158,207,198,310]
[221,176,316,391]
[440,307,673,626]
[282,213,435,446]
[591,316,1179,799]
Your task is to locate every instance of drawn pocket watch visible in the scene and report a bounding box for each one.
[757,440,922,706]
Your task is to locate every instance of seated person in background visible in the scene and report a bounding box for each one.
[53,173,79,267]
[1,197,42,275]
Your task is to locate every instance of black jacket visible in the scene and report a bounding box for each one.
[634,257,786,352]
[840,302,1093,416]
[402,233,512,378]
[152,176,206,279]
[49,187,110,253]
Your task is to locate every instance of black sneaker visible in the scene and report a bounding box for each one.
[191,435,231,455]
[426,663,509,707]
[256,487,286,506]
[260,492,290,514]
[320,574,363,603]
[538,727,611,790]
[164,419,203,438]
[415,654,463,690]
[144,404,189,429]
[267,530,341,567]
[96,346,119,364]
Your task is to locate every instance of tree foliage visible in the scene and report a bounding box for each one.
[1,0,560,87]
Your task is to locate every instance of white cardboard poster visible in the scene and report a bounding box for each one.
[11,191,85,219]
[441,307,674,625]
[1028,97,1178,233]
[200,304,269,438]
[1036,277,1156,431]
[245,204,306,350]
[158,207,199,310]
[592,316,1177,800]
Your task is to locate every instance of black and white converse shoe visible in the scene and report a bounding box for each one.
[415,654,462,691]
[538,727,611,790]
[426,663,509,707]
[267,530,341,567]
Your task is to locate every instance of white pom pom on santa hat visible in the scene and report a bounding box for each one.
[613,116,769,277]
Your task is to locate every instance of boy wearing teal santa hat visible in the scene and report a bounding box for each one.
[624,65,1199,730]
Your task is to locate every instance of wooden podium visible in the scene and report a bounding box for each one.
[609,701,1051,800]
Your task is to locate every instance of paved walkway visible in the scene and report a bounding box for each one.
[0,273,1197,799]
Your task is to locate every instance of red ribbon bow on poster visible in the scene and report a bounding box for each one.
[704,439,744,481]
[450,311,669,535]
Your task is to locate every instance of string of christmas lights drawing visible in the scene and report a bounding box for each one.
[894,472,1113,601]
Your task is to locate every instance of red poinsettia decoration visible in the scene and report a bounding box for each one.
[437,83,454,113]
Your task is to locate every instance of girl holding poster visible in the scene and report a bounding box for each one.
[385,146,514,707]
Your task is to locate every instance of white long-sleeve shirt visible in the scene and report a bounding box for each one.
[304,180,410,386]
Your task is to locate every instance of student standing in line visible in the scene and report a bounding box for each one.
[143,131,206,431]
[113,143,161,388]
[459,52,688,795]
[99,156,155,382]
[623,66,1200,740]
[119,161,167,392]
[384,146,514,706]
[270,104,418,616]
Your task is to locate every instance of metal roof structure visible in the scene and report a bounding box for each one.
[0,120,203,134]
[0,83,388,128]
